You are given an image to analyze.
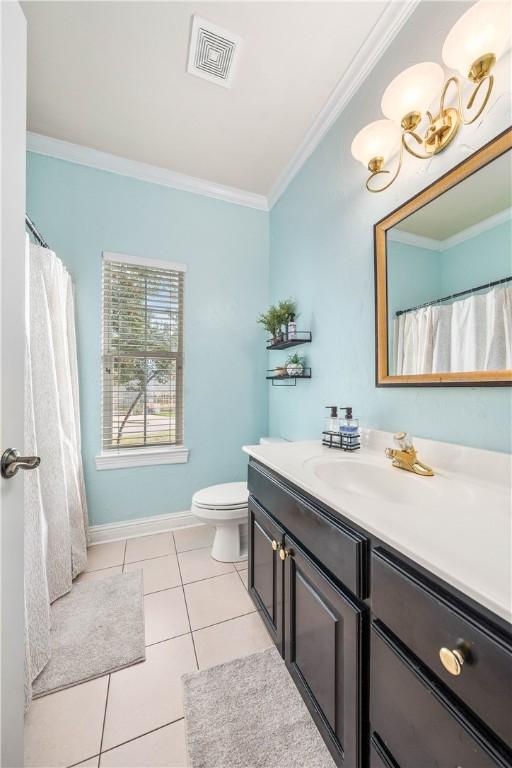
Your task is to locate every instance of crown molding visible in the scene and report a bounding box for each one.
[441,207,511,251]
[389,207,512,253]
[387,229,440,251]
[267,0,421,209]
[26,132,269,212]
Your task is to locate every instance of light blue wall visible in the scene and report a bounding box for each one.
[441,219,512,294]
[268,2,512,453]
[27,153,269,524]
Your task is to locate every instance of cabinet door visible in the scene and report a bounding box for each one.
[284,537,364,767]
[248,498,284,654]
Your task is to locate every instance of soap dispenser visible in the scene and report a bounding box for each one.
[324,406,339,433]
[339,406,360,451]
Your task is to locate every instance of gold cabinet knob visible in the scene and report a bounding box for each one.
[271,540,281,551]
[439,647,465,676]
[279,547,292,561]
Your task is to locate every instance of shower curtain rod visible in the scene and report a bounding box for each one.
[396,275,512,316]
[25,214,49,249]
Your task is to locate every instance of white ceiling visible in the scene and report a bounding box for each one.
[395,151,512,240]
[23,1,402,196]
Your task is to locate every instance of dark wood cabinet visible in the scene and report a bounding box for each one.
[248,498,284,654]
[284,537,363,767]
[247,458,512,768]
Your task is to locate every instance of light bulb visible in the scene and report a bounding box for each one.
[351,120,401,171]
[381,62,445,128]
[443,1,511,80]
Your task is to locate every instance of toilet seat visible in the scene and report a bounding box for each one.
[192,482,248,510]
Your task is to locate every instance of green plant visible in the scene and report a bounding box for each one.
[257,305,284,336]
[276,298,297,322]
[257,298,297,337]
[286,352,305,366]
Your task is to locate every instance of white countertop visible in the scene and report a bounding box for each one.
[243,430,512,624]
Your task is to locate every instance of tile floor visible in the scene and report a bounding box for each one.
[24,525,272,768]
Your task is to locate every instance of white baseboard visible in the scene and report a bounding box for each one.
[88,510,198,545]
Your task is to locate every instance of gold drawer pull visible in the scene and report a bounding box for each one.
[439,647,465,676]
[271,540,281,551]
[279,547,293,561]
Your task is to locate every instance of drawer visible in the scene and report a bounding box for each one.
[371,622,509,768]
[248,460,367,597]
[372,548,512,749]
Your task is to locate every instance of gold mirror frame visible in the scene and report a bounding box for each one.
[374,127,512,387]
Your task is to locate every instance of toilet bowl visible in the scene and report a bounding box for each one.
[191,481,249,562]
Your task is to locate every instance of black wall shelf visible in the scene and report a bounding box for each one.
[266,331,312,350]
[266,368,312,386]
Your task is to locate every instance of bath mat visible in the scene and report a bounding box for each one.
[33,571,145,698]
[182,647,336,768]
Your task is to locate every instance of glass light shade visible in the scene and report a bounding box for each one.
[351,120,401,169]
[381,62,445,125]
[442,1,511,77]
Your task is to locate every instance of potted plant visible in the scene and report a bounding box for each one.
[257,299,297,345]
[257,305,284,344]
[286,352,305,377]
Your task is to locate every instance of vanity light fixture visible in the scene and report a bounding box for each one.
[351,1,511,192]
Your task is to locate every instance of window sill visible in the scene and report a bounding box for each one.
[95,446,189,470]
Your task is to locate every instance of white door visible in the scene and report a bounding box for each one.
[0,3,27,766]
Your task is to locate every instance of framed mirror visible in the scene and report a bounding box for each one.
[375,127,512,386]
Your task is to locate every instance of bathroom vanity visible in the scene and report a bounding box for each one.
[243,434,512,768]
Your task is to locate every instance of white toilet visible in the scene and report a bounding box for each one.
[191,481,249,562]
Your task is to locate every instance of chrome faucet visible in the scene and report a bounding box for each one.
[385,432,434,477]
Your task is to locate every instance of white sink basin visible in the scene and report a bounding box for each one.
[306,456,474,507]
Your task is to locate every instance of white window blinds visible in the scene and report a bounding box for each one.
[102,254,185,450]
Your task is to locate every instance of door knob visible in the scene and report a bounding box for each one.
[279,546,293,561]
[271,540,282,551]
[1,449,40,479]
[439,646,465,676]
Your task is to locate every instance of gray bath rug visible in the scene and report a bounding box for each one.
[33,571,145,698]
[182,647,336,768]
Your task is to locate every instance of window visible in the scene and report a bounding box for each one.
[100,253,186,464]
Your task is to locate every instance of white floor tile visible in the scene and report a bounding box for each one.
[86,542,126,572]
[74,757,100,767]
[184,572,254,630]
[177,547,234,584]
[124,555,181,594]
[144,588,190,645]
[76,566,123,584]
[125,533,175,563]
[238,569,248,589]
[100,720,187,767]
[233,559,249,571]
[194,612,272,669]
[173,525,214,553]
[102,635,196,751]
[24,677,108,768]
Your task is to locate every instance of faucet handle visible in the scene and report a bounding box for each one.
[393,432,413,450]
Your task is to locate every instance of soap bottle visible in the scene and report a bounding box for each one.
[339,406,360,449]
[325,406,339,433]
[287,313,297,340]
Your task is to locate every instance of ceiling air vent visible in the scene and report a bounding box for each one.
[187,15,242,89]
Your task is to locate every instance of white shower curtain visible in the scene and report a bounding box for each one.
[394,285,512,375]
[24,238,88,706]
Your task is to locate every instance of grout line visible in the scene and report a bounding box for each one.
[67,754,100,768]
[143,608,259,649]
[145,630,192,649]
[98,674,111,757]
[99,717,185,758]
[175,553,199,670]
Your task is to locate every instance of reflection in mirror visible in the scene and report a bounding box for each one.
[387,150,511,376]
